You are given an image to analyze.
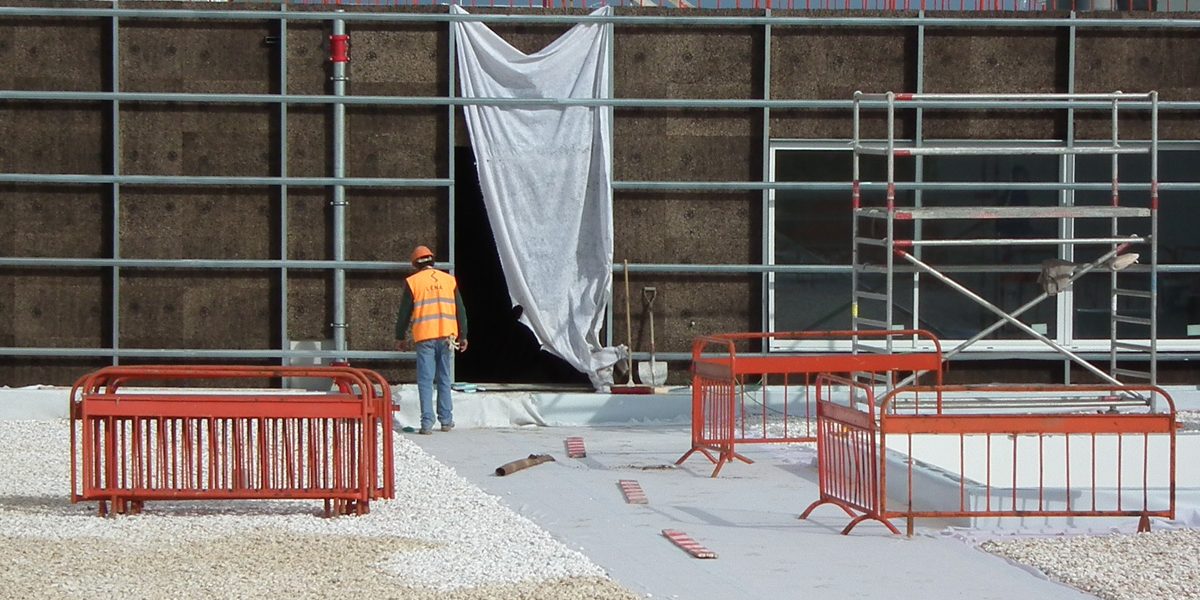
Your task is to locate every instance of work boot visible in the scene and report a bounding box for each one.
[440,423,454,432]
[418,427,433,435]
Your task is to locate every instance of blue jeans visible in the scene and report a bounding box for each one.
[415,338,454,430]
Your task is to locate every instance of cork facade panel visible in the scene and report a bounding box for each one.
[0,358,109,389]
[770,24,914,100]
[345,188,446,263]
[923,26,1066,140]
[119,270,275,349]
[285,271,330,343]
[286,107,331,178]
[1075,27,1200,140]
[120,105,274,176]
[347,272,407,352]
[770,110,912,141]
[6,270,108,348]
[614,109,760,182]
[286,188,331,261]
[118,19,273,94]
[350,23,446,97]
[345,106,445,179]
[284,21,329,96]
[0,11,106,91]
[615,22,760,100]
[119,187,275,260]
[0,185,108,258]
[1,102,106,174]
[615,191,758,265]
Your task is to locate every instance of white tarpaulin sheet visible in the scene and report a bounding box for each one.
[453,6,622,390]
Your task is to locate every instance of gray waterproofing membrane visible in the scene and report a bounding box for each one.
[4,386,1199,599]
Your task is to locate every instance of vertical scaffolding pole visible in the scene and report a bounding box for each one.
[1150,91,1159,387]
[279,5,290,365]
[604,15,615,348]
[761,13,773,338]
[1109,96,1120,380]
[109,1,121,365]
[885,91,896,354]
[331,13,348,355]
[850,91,862,349]
[447,13,458,376]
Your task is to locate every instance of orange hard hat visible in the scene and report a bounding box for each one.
[410,245,434,265]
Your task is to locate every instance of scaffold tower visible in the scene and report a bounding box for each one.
[850,91,1159,386]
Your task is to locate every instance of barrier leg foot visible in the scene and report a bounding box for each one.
[674,448,698,466]
[842,514,900,536]
[799,498,856,520]
[97,501,108,517]
[1137,513,1152,533]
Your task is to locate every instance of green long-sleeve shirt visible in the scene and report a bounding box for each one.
[394,272,469,341]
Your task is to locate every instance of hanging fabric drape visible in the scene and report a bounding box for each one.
[453,6,623,390]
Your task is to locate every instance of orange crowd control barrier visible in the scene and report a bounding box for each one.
[69,365,395,517]
[802,382,1176,535]
[676,330,944,477]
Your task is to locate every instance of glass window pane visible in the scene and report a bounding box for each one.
[774,149,913,266]
[918,272,1057,341]
[774,274,851,332]
[922,154,1060,266]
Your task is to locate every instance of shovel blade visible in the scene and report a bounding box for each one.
[637,361,668,386]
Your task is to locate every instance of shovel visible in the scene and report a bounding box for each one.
[637,287,668,387]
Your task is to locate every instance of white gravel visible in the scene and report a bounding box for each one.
[982,530,1200,600]
[1177,410,1200,432]
[0,420,638,599]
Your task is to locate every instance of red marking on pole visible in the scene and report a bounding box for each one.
[618,479,648,504]
[662,529,717,559]
[329,34,350,63]
[565,437,587,458]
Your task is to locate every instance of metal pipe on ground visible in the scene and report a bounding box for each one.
[495,454,555,477]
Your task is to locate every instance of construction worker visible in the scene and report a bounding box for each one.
[394,245,469,435]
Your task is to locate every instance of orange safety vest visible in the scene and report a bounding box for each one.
[405,268,460,343]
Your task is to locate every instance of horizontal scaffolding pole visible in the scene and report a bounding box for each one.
[10,259,1195,275]
[856,92,1154,101]
[0,346,695,362]
[0,173,450,187]
[897,236,1147,246]
[4,6,1200,30]
[4,90,1200,112]
[8,175,1194,192]
[0,258,844,275]
[854,144,1150,156]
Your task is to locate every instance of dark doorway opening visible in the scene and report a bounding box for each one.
[453,146,590,386]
